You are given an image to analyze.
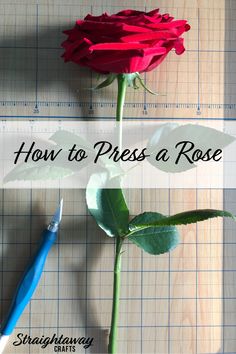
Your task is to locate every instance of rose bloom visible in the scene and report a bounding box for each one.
[62,9,190,74]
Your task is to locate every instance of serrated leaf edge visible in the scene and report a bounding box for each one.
[127,209,236,236]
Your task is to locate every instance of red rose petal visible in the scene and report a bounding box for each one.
[71,45,92,62]
[84,13,112,22]
[90,42,149,51]
[147,9,160,16]
[65,37,92,61]
[174,38,185,54]
[88,54,154,73]
[87,46,166,73]
[185,24,191,31]
[61,8,190,74]
[116,9,145,17]
[147,20,188,29]
[122,24,154,33]
[144,53,168,72]
[61,38,84,53]
[141,46,167,56]
[161,14,174,22]
[76,19,123,32]
[142,14,162,24]
[121,31,176,42]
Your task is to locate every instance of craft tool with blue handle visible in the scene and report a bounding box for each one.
[0,199,63,353]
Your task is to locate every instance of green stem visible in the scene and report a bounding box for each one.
[108,236,124,354]
[116,74,127,149]
[116,74,127,122]
[108,74,127,354]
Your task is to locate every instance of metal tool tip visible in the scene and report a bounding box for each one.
[59,198,63,222]
[55,198,63,224]
[48,198,64,232]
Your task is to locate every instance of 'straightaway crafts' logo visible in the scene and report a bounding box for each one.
[13,333,94,352]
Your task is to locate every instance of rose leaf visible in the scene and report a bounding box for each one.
[129,209,236,231]
[86,173,129,237]
[128,212,180,255]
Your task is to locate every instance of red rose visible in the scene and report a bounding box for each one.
[61,8,190,74]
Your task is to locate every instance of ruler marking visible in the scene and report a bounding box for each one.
[34,4,39,114]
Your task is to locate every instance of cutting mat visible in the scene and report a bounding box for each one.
[0,0,235,353]
[0,0,228,119]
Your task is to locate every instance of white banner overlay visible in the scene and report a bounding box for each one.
[0,120,234,189]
